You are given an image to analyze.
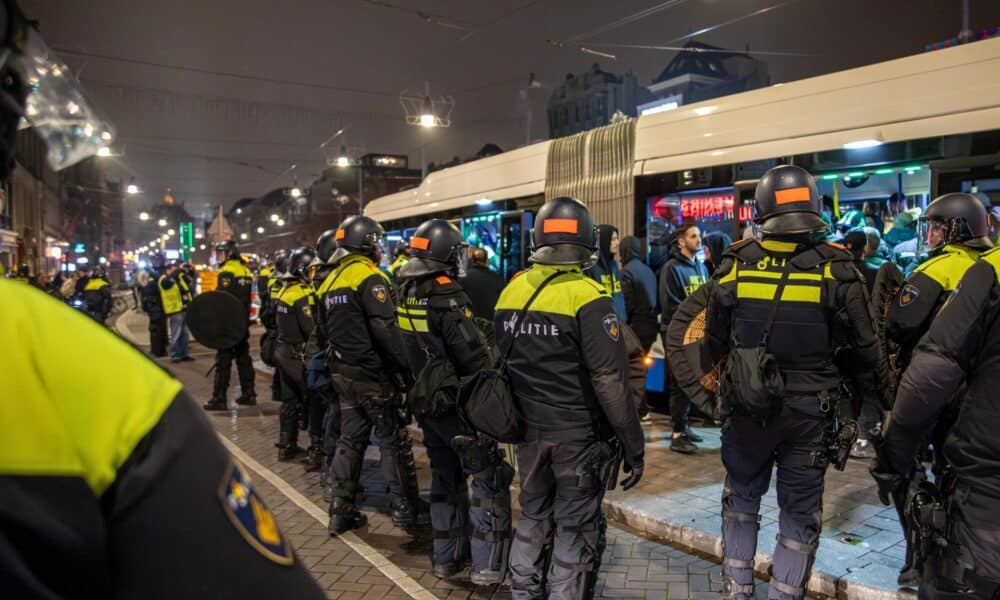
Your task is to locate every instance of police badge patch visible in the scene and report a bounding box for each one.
[899,283,920,307]
[218,461,293,565]
[602,313,621,341]
[372,284,388,303]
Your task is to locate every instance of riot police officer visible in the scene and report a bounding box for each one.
[886,192,993,372]
[315,216,425,534]
[274,247,318,461]
[871,246,1000,599]
[205,240,257,410]
[396,219,513,583]
[82,265,112,324]
[308,230,340,476]
[260,249,289,404]
[499,197,645,600]
[703,165,883,599]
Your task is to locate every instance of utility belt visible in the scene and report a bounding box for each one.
[570,438,623,491]
[773,387,858,472]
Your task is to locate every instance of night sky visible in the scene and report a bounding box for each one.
[22,0,1000,221]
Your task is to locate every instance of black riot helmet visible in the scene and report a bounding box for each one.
[285,246,317,280]
[215,239,240,263]
[753,165,827,236]
[272,248,290,277]
[529,196,597,265]
[398,219,468,279]
[315,229,338,264]
[918,192,993,253]
[327,215,384,265]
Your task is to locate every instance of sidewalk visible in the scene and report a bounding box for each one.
[117,308,910,598]
[604,419,913,599]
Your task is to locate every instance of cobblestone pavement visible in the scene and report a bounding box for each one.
[133,313,769,600]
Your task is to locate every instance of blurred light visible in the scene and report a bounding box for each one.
[157,218,167,227]
[199,244,206,250]
[643,355,654,367]
[639,101,678,116]
[820,174,839,180]
[138,260,147,269]
[96,146,111,157]
[66,101,80,115]
[419,113,436,127]
[270,213,279,222]
[257,226,265,234]
[290,187,302,198]
[167,228,175,235]
[235,208,242,214]
[126,182,139,195]
[195,231,204,239]
[139,211,150,221]
[475,198,492,206]
[843,139,883,150]
[846,171,866,178]
[98,257,107,265]
[76,257,89,264]
[276,219,285,227]
[874,168,894,175]
[336,156,350,168]
[240,232,249,240]
[694,105,718,116]
[101,131,113,141]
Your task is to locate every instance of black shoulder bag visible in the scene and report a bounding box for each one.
[459,270,566,442]
[718,259,792,422]
[400,283,461,419]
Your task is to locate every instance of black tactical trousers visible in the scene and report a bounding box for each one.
[418,410,512,573]
[720,404,829,600]
[274,344,307,447]
[510,440,607,600]
[328,375,417,514]
[213,334,254,401]
[919,496,1000,600]
[148,313,168,357]
[667,367,691,434]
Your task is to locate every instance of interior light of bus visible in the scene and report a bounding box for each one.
[904,166,921,173]
[476,198,492,206]
[843,139,883,150]
[694,105,718,116]
[846,172,866,178]
[874,168,894,175]
[820,174,839,180]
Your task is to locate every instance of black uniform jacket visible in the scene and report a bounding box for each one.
[0,280,323,599]
[397,273,491,377]
[315,254,410,382]
[886,247,1000,505]
[704,238,883,403]
[218,258,254,313]
[275,280,316,347]
[494,264,644,469]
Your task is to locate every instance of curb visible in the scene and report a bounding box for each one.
[602,497,916,600]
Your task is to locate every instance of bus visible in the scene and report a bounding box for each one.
[364,37,1000,392]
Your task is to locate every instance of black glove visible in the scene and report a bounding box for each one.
[620,460,643,491]
[869,460,904,506]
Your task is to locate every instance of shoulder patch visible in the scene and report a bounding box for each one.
[371,283,388,303]
[602,313,621,342]
[899,283,920,307]
[218,462,293,565]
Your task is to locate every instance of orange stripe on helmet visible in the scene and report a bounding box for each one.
[335,229,346,240]
[542,218,578,234]
[774,187,811,205]
[410,236,430,250]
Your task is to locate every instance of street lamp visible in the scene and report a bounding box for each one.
[139,211,149,221]
[270,214,279,222]
[167,228,175,236]
[289,186,302,198]
[96,146,112,157]
[256,226,265,234]
[157,218,167,227]
[336,155,350,167]
[126,177,140,195]
[240,232,249,240]
[276,219,285,227]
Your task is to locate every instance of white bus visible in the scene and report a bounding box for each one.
[365,36,1000,392]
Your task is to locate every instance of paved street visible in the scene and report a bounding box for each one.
[121,309,767,599]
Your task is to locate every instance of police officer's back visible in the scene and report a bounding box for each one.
[205,240,257,409]
[497,197,644,600]
[886,193,992,370]
[82,266,112,323]
[704,165,883,600]
[873,245,1000,597]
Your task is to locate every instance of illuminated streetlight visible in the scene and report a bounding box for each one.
[276,219,285,227]
[419,112,436,127]
[96,146,112,157]
[126,183,140,195]
[289,187,302,198]
[167,228,175,236]
[139,211,150,221]
[199,244,206,250]
[336,156,350,168]
[256,226,265,234]
[270,214,279,222]
[157,218,167,227]
[240,232,249,240]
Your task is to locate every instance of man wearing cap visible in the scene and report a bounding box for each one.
[159,261,192,362]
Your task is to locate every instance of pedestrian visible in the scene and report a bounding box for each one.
[314,215,427,534]
[0,1,324,592]
[843,228,879,295]
[204,240,257,409]
[396,219,513,584]
[658,223,709,454]
[588,225,627,319]
[704,165,884,599]
[461,247,505,320]
[159,260,192,362]
[141,260,168,357]
[702,230,732,277]
[886,193,993,374]
[273,247,318,463]
[619,235,658,313]
[871,245,1000,598]
[498,197,644,599]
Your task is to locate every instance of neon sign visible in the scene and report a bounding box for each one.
[678,192,754,222]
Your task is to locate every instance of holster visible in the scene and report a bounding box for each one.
[574,439,623,491]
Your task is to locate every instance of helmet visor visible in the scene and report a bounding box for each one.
[11,28,114,170]
[454,243,469,278]
[917,218,949,254]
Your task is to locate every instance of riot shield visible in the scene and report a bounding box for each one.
[186,291,248,349]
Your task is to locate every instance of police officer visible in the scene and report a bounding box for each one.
[499,197,645,600]
[886,192,993,372]
[82,265,112,324]
[205,240,257,410]
[315,216,425,533]
[703,165,883,599]
[274,247,319,461]
[0,1,324,593]
[141,256,168,357]
[871,246,1000,599]
[308,230,340,476]
[396,219,513,583]
[387,241,409,280]
[260,249,289,404]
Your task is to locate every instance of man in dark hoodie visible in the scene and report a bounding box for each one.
[620,236,657,312]
[701,231,732,277]
[658,224,709,454]
[587,225,628,319]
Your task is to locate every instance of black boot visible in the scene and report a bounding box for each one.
[392,430,430,527]
[303,437,325,473]
[204,365,229,411]
[276,403,305,461]
[391,495,432,528]
[236,393,257,406]
[328,497,367,535]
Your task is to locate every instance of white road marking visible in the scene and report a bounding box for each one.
[218,436,438,600]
